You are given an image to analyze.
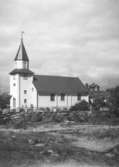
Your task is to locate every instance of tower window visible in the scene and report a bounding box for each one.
[13,76,16,80]
[24,98,27,103]
[13,83,16,86]
[32,88,34,91]
[50,94,55,101]
[61,93,65,101]
[24,90,27,94]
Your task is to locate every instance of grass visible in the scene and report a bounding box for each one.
[0,124,119,167]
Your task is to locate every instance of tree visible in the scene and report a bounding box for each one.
[91,96,106,111]
[0,93,10,109]
[108,86,119,117]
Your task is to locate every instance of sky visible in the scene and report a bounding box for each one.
[0,0,119,91]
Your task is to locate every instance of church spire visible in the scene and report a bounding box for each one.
[14,32,29,62]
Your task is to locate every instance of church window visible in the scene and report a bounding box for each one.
[24,90,27,94]
[77,94,81,101]
[13,98,16,108]
[30,104,34,108]
[32,88,34,91]
[13,83,16,86]
[24,98,27,103]
[13,76,16,80]
[50,94,55,101]
[61,93,65,101]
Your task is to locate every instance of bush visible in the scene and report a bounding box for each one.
[70,100,89,111]
[12,119,26,129]
[30,112,43,122]
[52,112,65,123]
[67,110,89,122]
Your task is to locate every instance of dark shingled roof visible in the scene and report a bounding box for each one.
[9,69,34,75]
[33,75,88,95]
[14,39,29,61]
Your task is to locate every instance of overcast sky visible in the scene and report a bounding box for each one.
[0,0,119,91]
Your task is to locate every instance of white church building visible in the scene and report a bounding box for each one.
[9,37,88,110]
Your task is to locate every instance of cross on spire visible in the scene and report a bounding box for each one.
[21,31,24,40]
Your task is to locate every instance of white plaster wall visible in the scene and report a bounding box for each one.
[57,96,67,107]
[66,96,72,107]
[10,74,20,109]
[30,84,37,108]
[10,74,37,109]
[20,76,34,108]
[72,96,79,105]
[38,96,57,108]
[38,95,79,108]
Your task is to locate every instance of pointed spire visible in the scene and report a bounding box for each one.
[14,32,29,61]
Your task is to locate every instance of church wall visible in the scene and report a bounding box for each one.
[38,96,57,108]
[10,74,20,109]
[10,74,38,109]
[30,84,37,108]
[37,95,81,108]
[69,96,78,107]
[56,96,67,107]
[20,76,34,108]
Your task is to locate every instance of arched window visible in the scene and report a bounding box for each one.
[24,90,27,94]
[24,98,27,103]
[13,83,16,86]
[13,98,16,108]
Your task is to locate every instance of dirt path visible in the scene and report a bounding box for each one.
[0,124,119,153]
[72,136,119,152]
[0,124,119,133]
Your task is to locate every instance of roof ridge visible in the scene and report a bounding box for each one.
[34,74,79,79]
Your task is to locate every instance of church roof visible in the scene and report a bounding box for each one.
[14,38,29,61]
[10,69,34,75]
[33,75,88,95]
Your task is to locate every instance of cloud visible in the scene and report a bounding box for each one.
[0,0,119,91]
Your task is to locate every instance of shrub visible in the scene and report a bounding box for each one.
[52,112,65,123]
[12,118,26,129]
[67,110,89,122]
[70,100,89,111]
[30,112,43,122]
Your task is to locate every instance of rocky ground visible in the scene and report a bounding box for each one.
[0,123,119,167]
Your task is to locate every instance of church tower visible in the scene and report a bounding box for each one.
[10,34,34,110]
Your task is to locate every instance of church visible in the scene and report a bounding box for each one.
[9,36,88,110]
